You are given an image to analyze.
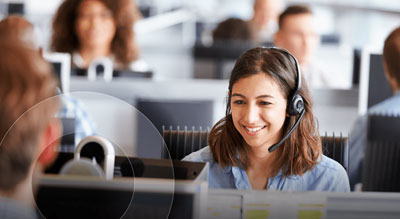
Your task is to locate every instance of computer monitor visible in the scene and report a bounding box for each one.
[358,48,392,115]
[38,155,208,219]
[42,52,71,93]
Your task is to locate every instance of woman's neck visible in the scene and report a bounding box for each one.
[78,45,111,68]
[246,145,276,168]
[244,145,278,190]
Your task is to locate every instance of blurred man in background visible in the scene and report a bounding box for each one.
[274,5,334,88]
[248,0,283,43]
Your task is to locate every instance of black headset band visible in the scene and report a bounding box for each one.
[267,47,302,95]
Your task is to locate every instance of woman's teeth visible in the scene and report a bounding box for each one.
[245,126,265,133]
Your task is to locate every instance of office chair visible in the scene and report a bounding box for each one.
[362,114,400,192]
[136,98,214,158]
[162,126,210,160]
[321,132,349,174]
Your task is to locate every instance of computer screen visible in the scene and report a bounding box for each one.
[38,156,208,219]
[358,49,392,115]
[42,52,71,93]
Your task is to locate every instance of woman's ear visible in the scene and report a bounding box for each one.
[37,118,62,168]
[383,61,399,93]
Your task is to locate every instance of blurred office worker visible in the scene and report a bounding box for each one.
[274,5,333,88]
[0,15,95,145]
[349,26,400,190]
[248,0,283,42]
[213,18,255,43]
[51,0,148,72]
[0,36,61,219]
[184,47,350,192]
[0,15,39,49]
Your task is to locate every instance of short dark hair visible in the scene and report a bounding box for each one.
[383,26,400,85]
[213,18,254,42]
[208,47,321,177]
[278,5,313,29]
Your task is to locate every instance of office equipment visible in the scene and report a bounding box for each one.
[60,136,115,180]
[208,189,400,219]
[162,126,210,160]
[321,133,349,173]
[46,152,208,181]
[42,52,71,93]
[38,153,208,219]
[362,114,400,192]
[352,48,362,86]
[358,49,392,115]
[87,57,114,82]
[136,98,214,158]
[71,67,153,78]
[7,2,24,15]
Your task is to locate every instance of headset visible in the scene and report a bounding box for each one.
[267,47,305,152]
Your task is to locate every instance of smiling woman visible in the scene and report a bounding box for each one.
[183,47,350,192]
[51,0,142,70]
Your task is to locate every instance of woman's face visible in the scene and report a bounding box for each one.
[231,73,287,150]
[75,0,116,50]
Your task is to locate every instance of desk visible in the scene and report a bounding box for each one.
[206,189,400,219]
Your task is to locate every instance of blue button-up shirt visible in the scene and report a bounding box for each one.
[183,146,350,192]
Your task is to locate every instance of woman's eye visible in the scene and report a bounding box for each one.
[233,100,245,105]
[259,101,271,106]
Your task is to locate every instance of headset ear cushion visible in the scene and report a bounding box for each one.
[287,94,304,116]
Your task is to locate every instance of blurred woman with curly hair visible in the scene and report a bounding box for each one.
[51,0,147,71]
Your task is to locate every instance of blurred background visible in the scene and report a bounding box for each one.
[1,0,399,84]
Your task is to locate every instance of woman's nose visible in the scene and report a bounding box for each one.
[244,104,259,124]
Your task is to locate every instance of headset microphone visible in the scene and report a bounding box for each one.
[267,47,305,153]
[268,109,304,152]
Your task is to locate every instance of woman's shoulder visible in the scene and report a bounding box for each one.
[306,155,350,191]
[316,155,346,172]
[182,146,214,162]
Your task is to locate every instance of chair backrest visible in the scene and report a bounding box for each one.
[162,126,210,160]
[320,133,349,174]
[136,98,214,158]
[362,114,400,191]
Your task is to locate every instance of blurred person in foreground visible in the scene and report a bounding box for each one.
[274,5,334,88]
[0,15,96,147]
[0,35,61,219]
